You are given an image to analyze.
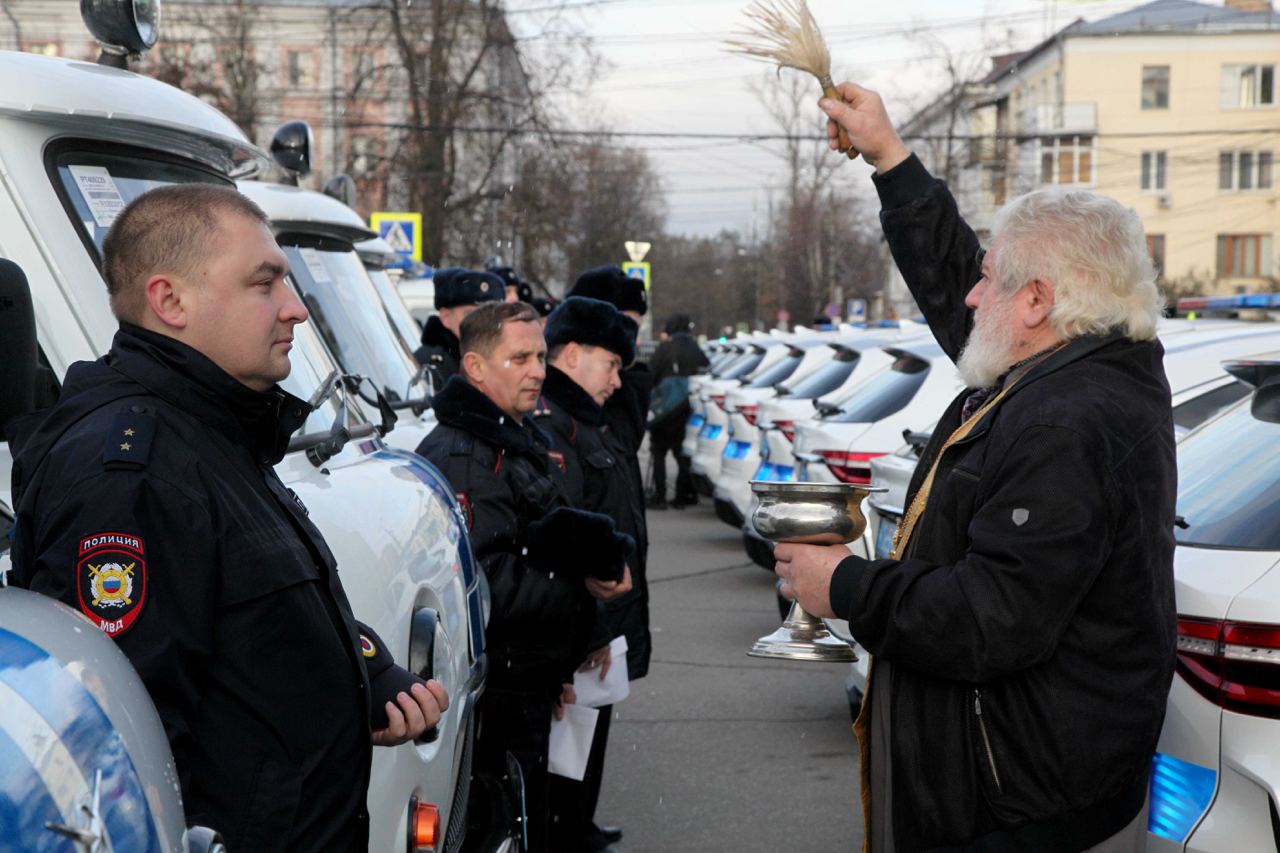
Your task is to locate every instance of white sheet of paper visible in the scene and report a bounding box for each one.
[573,634,630,709]
[548,703,598,781]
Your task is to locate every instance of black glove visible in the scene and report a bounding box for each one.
[526,506,633,583]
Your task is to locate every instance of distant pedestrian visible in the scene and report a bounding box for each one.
[647,314,708,509]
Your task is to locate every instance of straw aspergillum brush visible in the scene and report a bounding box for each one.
[725,0,858,159]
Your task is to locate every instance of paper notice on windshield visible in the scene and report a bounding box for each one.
[68,166,127,228]
[572,635,630,709]
[548,703,598,781]
[298,247,332,284]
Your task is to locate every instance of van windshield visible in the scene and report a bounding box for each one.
[50,148,350,432]
[281,242,423,403]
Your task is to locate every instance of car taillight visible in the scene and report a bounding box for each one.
[818,451,887,485]
[1176,617,1280,718]
[774,420,795,443]
[740,405,758,425]
[711,394,726,410]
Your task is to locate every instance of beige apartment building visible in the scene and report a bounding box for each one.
[883,0,1278,318]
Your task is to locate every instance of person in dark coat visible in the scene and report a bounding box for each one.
[774,84,1174,852]
[647,314,709,508]
[414,300,634,853]
[414,267,505,391]
[534,297,645,853]
[565,268,655,850]
[7,185,446,853]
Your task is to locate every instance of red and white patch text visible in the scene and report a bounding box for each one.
[76,533,147,638]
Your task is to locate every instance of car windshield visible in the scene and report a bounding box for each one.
[747,352,802,388]
[720,351,766,380]
[50,148,348,433]
[281,242,423,403]
[828,355,931,424]
[1175,398,1280,550]
[367,268,424,364]
[784,350,860,398]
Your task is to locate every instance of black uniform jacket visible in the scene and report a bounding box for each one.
[414,315,462,392]
[8,324,372,852]
[648,335,707,443]
[535,366,651,679]
[828,155,1177,851]
[416,376,595,696]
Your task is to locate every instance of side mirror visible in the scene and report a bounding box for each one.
[0,258,38,439]
[81,0,161,68]
[270,120,313,184]
[322,174,357,209]
[1252,380,1280,425]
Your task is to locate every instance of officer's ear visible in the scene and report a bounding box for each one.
[461,350,486,385]
[143,274,189,331]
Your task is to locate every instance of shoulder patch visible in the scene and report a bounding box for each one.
[76,533,147,638]
[455,492,474,529]
[103,407,156,469]
[547,450,567,473]
[360,633,378,659]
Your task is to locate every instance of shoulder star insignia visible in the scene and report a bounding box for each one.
[119,442,132,451]
[123,428,135,436]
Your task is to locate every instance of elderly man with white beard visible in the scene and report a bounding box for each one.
[773,83,1177,853]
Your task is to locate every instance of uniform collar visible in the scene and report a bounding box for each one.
[420,315,460,358]
[108,323,308,465]
[542,365,604,426]
[431,374,551,453]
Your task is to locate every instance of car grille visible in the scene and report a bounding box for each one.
[445,705,475,853]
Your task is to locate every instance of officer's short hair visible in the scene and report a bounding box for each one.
[102,184,271,323]
[460,301,540,358]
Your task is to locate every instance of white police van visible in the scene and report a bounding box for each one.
[0,3,495,850]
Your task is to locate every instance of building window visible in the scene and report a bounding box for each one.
[349,48,381,90]
[1039,136,1094,185]
[1147,235,1165,280]
[1141,151,1167,191]
[1217,234,1273,278]
[24,40,61,57]
[1221,64,1275,108]
[1219,150,1274,190]
[350,134,381,176]
[1142,66,1169,109]
[285,49,318,89]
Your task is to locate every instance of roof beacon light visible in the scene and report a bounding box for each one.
[81,0,161,68]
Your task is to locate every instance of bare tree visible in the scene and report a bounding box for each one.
[139,0,265,139]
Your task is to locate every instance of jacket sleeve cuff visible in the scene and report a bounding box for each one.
[829,554,870,619]
[871,153,935,213]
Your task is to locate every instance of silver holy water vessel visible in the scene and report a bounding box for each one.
[747,480,884,662]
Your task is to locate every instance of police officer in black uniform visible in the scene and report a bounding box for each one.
[415,300,634,853]
[7,185,447,853]
[533,297,646,853]
[414,267,505,391]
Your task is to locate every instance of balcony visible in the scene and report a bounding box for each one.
[1020,102,1096,135]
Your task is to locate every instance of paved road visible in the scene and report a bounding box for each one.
[596,498,863,853]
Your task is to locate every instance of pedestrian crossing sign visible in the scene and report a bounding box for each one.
[370,212,423,262]
[622,261,651,291]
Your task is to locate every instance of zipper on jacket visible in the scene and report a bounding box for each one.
[973,689,1003,793]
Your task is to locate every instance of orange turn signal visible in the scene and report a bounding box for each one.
[413,801,440,850]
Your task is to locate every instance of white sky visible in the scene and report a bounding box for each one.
[508,0,1154,237]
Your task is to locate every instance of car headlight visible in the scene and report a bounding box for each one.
[80,0,161,55]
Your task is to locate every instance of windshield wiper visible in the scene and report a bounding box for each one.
[288,372,395,466]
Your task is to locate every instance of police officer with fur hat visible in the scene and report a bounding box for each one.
[536,295,648,853]
[414,267,504,391]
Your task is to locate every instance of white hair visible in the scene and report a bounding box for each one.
[991,189,1163,341]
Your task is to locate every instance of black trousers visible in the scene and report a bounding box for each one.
[549,705,612,853]
[649,419,693,502]
[476,690,555,853]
